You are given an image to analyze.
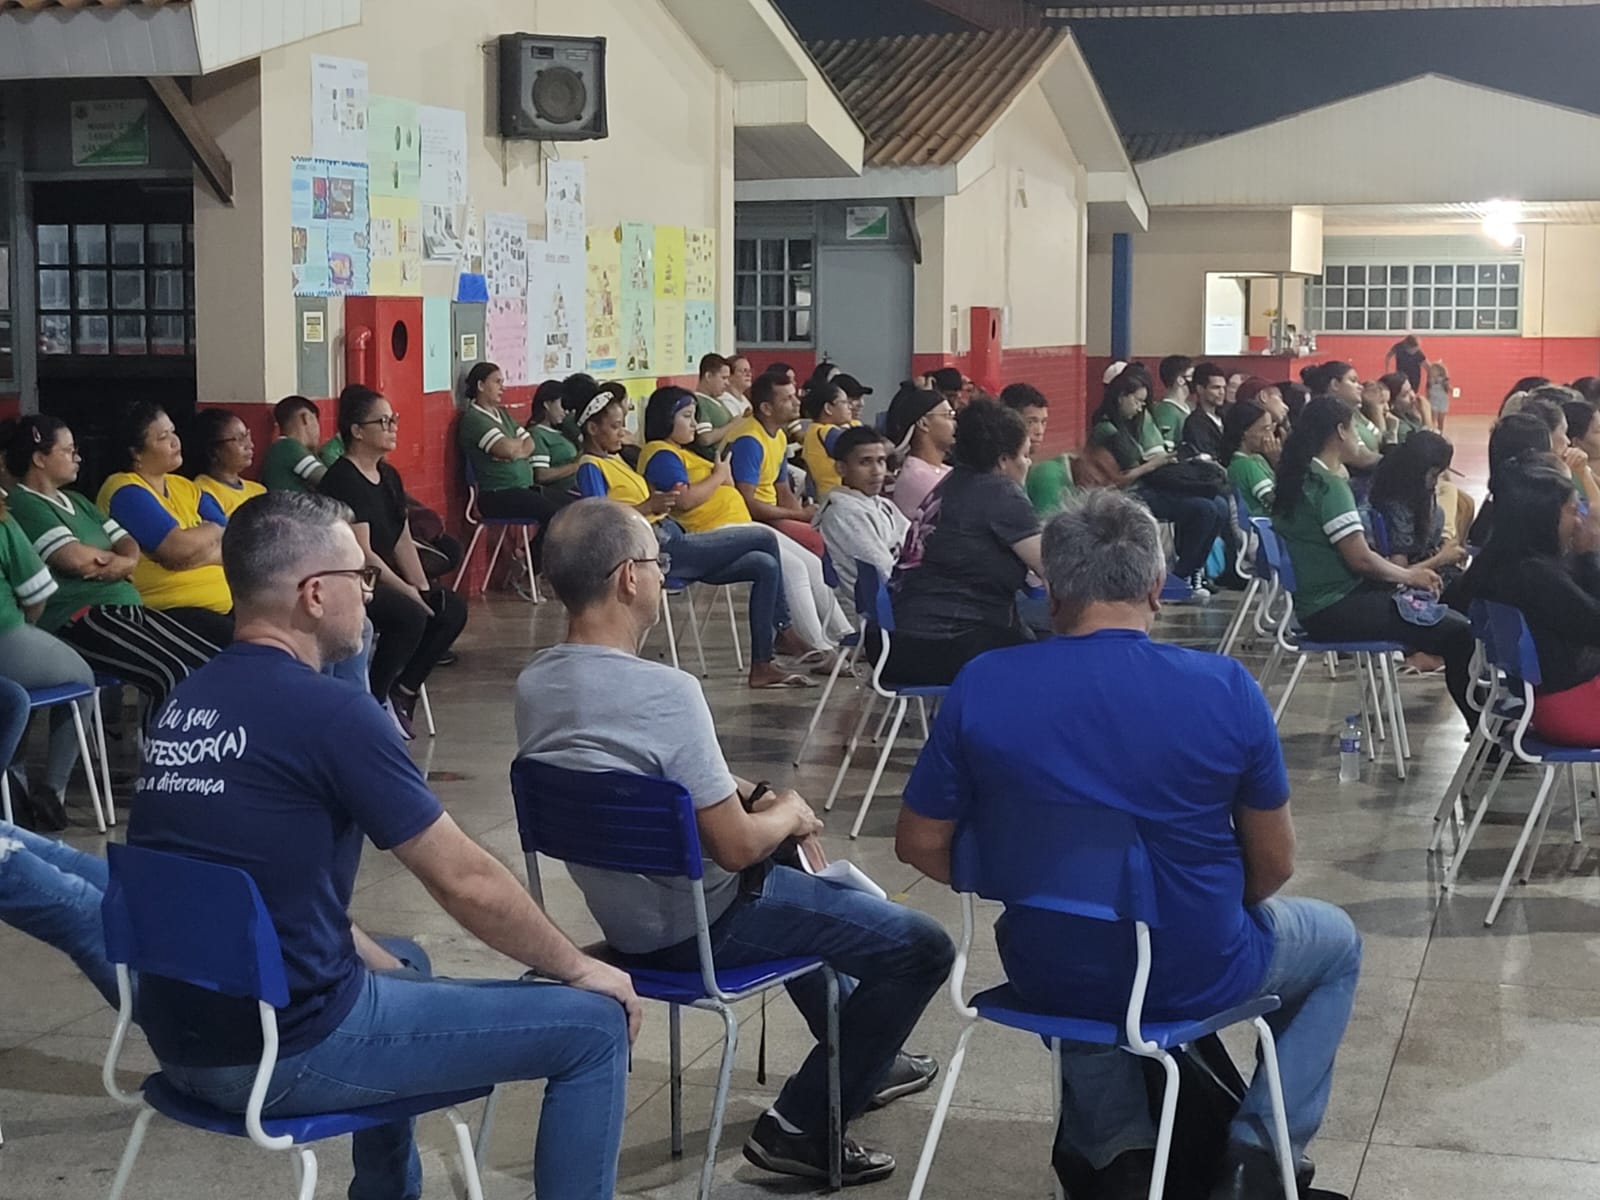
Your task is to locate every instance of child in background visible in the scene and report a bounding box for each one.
[1427,360,1452,435]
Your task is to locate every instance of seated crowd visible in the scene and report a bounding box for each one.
[9,345,1600,1200]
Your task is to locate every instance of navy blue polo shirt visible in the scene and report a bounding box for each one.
[127,643,443,1066]
[903,629,1289,1021]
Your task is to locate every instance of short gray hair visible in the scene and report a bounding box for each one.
[1042,489,1165,625]
[221,491,355,605]
[544,498,656,613]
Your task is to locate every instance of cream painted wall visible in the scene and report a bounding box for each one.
[911,85,1087,355]
[1532,225,1600,338]
[194,0,734,404]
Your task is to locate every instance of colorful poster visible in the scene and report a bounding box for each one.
[585,225,621,373]
[622,222,654,300]
[685,227,715,301]
[70,99,150,167]
[422,203,464,263]
[654,226,685,299]
[685,300,716,367]
[485,212,528,298]
[368,96,421,198]
[545,160,586,250]
[423,296,452,393]
[486,296,529,386]
[311,56,369,163]
[418,106,467,206]
[620,222,655,375]
[461,203,483,276]
[530,239,586,377]
[655,298,685,375]
[290,156,370,297]
[369,195,422,295]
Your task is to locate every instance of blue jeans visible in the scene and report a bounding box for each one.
[0,624,97,793]
[160,942,630,1200]
[0,819,116,1005]
[629,864,954,1131]
[1048,897,1361,1167]
[0,675,29,764]
[1136,487,1229,580]
[655,518,791,663]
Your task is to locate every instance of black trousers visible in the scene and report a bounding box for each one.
[878,624,1029,688]
[477,486,577,523]
[1299,583,1475,722]
[366,583,468,698]
[58,605,217,712]
[415,532,464,581]
[161,607,234,651]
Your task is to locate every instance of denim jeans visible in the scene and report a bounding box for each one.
[1049,896,1361,1167]
[160,941,631,1200]
[655,518,792,663]
[0,819,115,1005]
[0,624,97,793]
[1135,487,1229,579]
[629,864,955,1131]
[0,675,29,764]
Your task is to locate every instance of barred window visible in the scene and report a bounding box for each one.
[1306,260,1520,335]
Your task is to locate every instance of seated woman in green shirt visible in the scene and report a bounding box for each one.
[525,378,583,491]
[456,361,576,524]
[1222,397,1282,519]
[1271,395,1474,724]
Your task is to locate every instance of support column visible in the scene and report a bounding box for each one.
[1110,232,1131,361]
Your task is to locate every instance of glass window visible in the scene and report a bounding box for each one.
[733,234,814,346]
[111,224,144,266]
[34,221,197,355]
[75,225,107,266]
[37,225,69,266]
[1306,255,1521,336]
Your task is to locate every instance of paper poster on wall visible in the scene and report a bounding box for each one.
[585,225,621,373]
[684,300,715,367]
[418,106,467,206]
[290,156,370,297]
[423,297,452,393]
[367,96,421,199]
[654,226,685,300]
[615,378,657,435]
[486,296,529,385]
[423,204,464,262]
[529,240,586,377]
[545,160,586,250]
[369,195,422,295]
[310,56,369,163]
[655,297,685,375]
[620,294,654,375]
[461,204,484,275]
[70,99,150,167]
[685,228,715,302]
[484,213,528,298]
[621,222,654,302]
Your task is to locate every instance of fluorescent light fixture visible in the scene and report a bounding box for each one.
[1481,198,1523,247]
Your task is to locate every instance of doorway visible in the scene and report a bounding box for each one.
[814,241,913,425]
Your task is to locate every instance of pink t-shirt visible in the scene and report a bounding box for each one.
[892,455,951,520]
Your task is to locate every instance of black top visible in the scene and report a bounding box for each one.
[1391,342,1426,390]
[1181,408,1225,460]
[1482,554,1600,693]
[892,466,1040,639]
[320,457,407,567]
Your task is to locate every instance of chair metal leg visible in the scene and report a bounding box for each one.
[659,591,682,671]
[1147,1052,1182,1200]
[474,1089,499,1176]
[1050,1038,1065,1200]
[1391,658,1412,759]
[1520,764,1567,885]
[1257,640,1284,689]
[418,684,436,738]
[851,698,907,839]
[1272,655,1308,725]
[453,526,486,594]
[825,967,842,1192]
[1572,766,1585,845]
[293,1147,318,1200]
[1354,657,1376,763]
[905,1017,977,1200]
[686,588,709,678]
[870,694,895,744]
[1325,650,1339,678]
[2,771,10,825]
[1486,766,1558,926]
[519,526,542,604]
[916,696,931,741]
[482,527,512,589]
[1218,577,1260,657]
[107,1106,156,1200]
[447,1106,488,1200]
[1444,752,1514,891]
[669,1004,684,1158]
[697,1005,740,1200]
[723,586,744,671]
[1364,653,1387,744]
[796,646,851,766]
[69,701,106,833]
[92,687,116,826]
[1379,655,1406,781]
[825,693,877,812]
[1250,1018,1300,1199]
[1430,726,1490,852]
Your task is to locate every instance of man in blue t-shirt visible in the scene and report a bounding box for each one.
[126,492,638,1200]
[896,489,1361,1200]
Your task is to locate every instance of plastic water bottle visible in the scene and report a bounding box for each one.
[1338,715,1362,783]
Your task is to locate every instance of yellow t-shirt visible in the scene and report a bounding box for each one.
[637,441,751,533]
[96,472,232,614]
[725,415,788,507]
[196,474,266,521]
[801,423,845,498]
[576,453,659,520]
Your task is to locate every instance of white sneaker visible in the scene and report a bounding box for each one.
[1185,572,1214,601]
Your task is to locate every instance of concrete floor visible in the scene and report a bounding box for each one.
[9,429,1598,1200]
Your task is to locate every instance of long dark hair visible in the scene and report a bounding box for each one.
[1487,412,1553,496]
[1221,397,1270,466]
[1299,361,1353,396]
[643,386,695,443]
[1092,371,1149,464]
[336,385,383,443]
[1370,430,1453,548]
[187,408,242,479]
[464,361,501,401]
[1273,395,1354,518]
[3,414,68,481]
[1470,460,1573,589]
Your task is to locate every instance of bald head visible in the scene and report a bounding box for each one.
[544,498,658,613]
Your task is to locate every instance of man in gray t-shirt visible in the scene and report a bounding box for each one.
[515,500,955,1188]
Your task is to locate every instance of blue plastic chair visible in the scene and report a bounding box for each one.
[793,549,863,767]
[1217,487,1268,657]
[906,799,1297,1200]
[451,453,542,602]
[99,844,491,1200]
[508,759,841,1197]
[1249,517,1411,780]
[0,681,109,832]
[822,561,949,839]
[1443,601,1600,925]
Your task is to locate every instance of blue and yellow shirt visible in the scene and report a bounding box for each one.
[576,453,658,519]
[96,472,231,614]
[638,441,751,533]
[726,416,788,506]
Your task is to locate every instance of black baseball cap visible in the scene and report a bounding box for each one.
[885,385,945,445]
[833,373,873,398]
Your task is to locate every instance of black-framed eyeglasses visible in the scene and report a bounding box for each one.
[298,565,381,591]
[607,552,670,578]
[358,415,400,430]
[213,434,252,446]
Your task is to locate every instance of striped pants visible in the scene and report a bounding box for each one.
[57,605,219,714]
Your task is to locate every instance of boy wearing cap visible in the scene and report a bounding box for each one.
[886,386,956,520]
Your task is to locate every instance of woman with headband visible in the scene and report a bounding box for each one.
[575,389,819,688]
[639,387,850,658]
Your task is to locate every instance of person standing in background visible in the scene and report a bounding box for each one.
[1426,360,1452,435]
[1386,335,1430,426]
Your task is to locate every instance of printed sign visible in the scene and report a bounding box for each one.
[71,100,150,167]
[845,206,890,241]
[302,310,326,344]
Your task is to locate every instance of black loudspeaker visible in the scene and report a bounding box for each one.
[498,33,608,141]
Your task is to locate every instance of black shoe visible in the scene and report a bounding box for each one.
[867,1051,938,1109]
[386,689,418,741]
[742,1112,895,1186]
[1208,1143,1290,1200]
[435,650,458,668]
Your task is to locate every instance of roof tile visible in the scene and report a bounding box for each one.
[808,29,1065,168]
[0,1,188,10]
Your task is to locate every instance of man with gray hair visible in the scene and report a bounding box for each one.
[897,488,1361,1200]
[518,497,954,1187]
[127,491,637,1200]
